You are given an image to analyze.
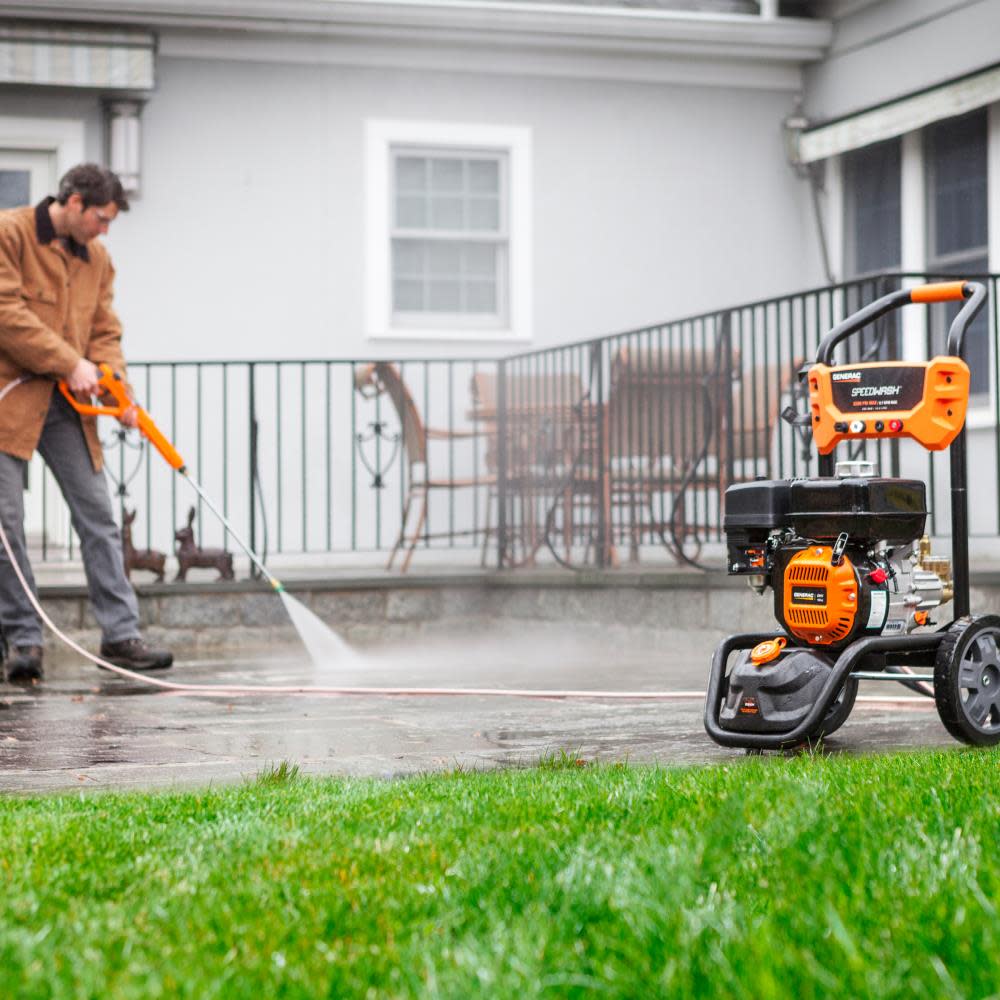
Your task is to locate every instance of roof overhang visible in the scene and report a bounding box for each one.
[797,61,1000,163]
[0,1,832,78]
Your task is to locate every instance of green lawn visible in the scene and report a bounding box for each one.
[2,749,999,999]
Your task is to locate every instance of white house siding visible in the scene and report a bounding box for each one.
[804,0,1000,123]
[96,54,821,362]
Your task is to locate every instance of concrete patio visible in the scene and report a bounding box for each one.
[0,626,955,794]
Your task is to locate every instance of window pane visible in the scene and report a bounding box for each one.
[468,197,499,231]
[469,160,499,194]
[430,196,463,229]
[392,239,501,316]
[0,170,30,209]
[844,139,901,276]
[392,240,423,276]
[430,158,463,193]
[427,242,462,275]
[928,110,988,258]
[428,279,461,311]
[465,280,496,313]
[396,195,426,228]
[465,243,495,276]
[396,156,427,193]
[393,279,424,311]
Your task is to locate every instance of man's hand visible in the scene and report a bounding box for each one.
[120,405,139,429]
[66,358,100,395]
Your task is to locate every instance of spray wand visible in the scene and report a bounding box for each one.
[59,364,284,593]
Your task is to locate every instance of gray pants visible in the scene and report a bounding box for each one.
[0,392,140,649]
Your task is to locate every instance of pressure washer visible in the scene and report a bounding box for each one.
[704,280,1000,750]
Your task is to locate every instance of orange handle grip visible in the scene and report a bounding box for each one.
[59,363,186,471]
[58,363,130,418]
[910,281,969,304]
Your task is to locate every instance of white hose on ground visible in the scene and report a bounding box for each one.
[0,510,938,706]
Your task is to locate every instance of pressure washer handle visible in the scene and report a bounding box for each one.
[58,363,187,471]
[816,280,987,365]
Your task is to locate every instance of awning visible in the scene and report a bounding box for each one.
[798,62,1000,164]
[0,23,155,90]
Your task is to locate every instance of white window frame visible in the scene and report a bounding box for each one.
[365,120,532,342]
[0,115,83,180]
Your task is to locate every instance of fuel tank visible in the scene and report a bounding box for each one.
[718,647,835,733]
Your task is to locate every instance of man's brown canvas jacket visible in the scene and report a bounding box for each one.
[0,200,128,470]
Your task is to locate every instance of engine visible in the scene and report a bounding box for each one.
[724,474,952,649]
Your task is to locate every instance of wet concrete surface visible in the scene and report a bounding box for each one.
[0,631,957,794]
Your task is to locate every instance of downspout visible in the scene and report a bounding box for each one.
[784,103,836,285]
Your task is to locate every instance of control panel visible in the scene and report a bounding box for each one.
[807,357,970,455]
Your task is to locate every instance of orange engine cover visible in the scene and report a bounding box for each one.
[782,547,859,646]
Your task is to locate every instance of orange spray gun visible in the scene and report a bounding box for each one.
[59,363,283,591]
[60,363,186,472]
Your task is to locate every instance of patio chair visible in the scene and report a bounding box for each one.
[471,352,736,569]
[604,345,800,564]
[468,371,589,567]
[602,344,734,563]
[354,362,493,573]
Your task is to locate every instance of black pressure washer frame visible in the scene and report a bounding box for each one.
[704,281,988,750]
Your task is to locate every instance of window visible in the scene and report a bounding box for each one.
[843,138,901,277]
[925,109,989,395]
[391,150,507,324]
[366,121,532,341]
[843,138,902,359]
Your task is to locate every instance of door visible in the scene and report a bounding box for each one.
[0,148,71,555]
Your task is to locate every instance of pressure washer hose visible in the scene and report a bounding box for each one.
[0,372,935,709]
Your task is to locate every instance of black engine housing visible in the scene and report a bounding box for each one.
[725,476,927,574]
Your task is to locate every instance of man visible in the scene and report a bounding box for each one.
[0,163,172,683]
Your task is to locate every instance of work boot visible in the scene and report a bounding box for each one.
[5,645,43,685]
[99,637,173,672]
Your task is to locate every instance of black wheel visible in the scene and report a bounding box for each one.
[805,676,860,741]
[934,616,1000,746]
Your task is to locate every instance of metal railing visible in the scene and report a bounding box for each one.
[27,359,500,568]
[25,271,1000,572]
[494,271,1000,568]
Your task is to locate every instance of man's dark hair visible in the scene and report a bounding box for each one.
[56,164,130,212]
